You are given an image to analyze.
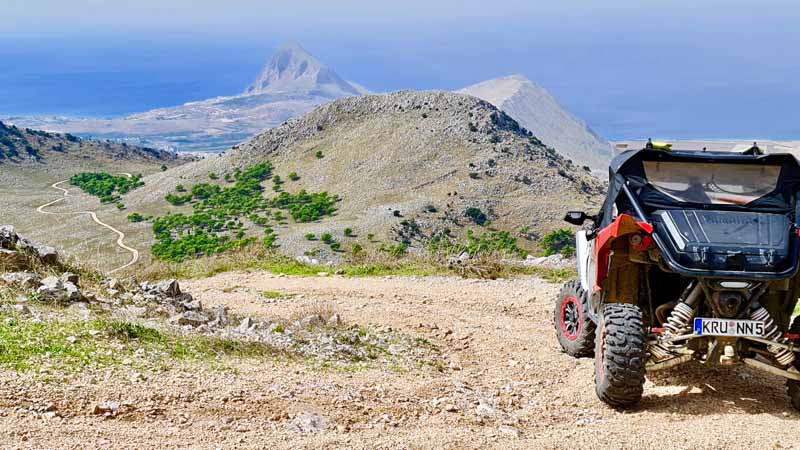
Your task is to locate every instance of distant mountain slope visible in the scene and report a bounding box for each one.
[459,75,614,171]
[5,43,366,153]
[245,42,361,97]
[0,120,176,165]
[124,91,604,259]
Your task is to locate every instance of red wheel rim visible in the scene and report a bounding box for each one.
[560,296,581,341]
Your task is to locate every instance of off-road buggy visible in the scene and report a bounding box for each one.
[554,144,800,409]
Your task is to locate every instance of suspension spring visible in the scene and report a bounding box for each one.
[750,306,796,367]
[750,305,795,366]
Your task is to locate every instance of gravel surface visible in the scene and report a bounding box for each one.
[1,273,798,449]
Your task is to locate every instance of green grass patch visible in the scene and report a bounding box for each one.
[261,291,295,300]
[0,313,277,373]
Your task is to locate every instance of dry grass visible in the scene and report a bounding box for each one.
[126,244,575,283]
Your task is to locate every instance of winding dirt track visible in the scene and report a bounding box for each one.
[36,178,139,274]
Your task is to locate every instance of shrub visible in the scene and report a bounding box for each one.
[379,242,408,258]
[329,242,341,251]
[69,172,144,200]
[208,172,219,180]
[367,233,375,241]
[116,203,125,210]
[352,243,363,255]
[160,165,167,171]
[315,150,324,159]
[288,172,300,181]
[127,212,145,223]
[305,233,316,241]
[175,184,186,192]
[464,207,488,226]
[321,233,333,244]
[343,227,354,237]
[541,228,576,257]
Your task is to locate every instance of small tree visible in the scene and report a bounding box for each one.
[541,228,576,257]
[315,150,324,159]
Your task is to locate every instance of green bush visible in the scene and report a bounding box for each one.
[127,212,145,223]
[428,230,526,258]
[69,172,144,201]
[344,227,354,237]
[305,233,316,241]
[175,184,186,192]
[379,242,408,258]
[208,172,219,180]
[329,242,341,251]
[315,150,324,159]
[464,207,488,226]
[352,243,363,255]
[150,162,339,262]
[540,229,576,257]
[321,233,333,244]
[160,165,168,171]
[288,172,300,181]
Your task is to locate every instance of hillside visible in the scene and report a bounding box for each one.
[5,43,365,153]
[459,75,614,171]
[122,91,604,263]
[0,120,176,165]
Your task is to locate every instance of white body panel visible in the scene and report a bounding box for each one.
[575,230,595,292]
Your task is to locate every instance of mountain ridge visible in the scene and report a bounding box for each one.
[459,75,614,171]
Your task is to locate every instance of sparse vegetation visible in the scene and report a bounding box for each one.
[540,228,576,257]
[305,233,316,241]
[153,163,339,262]
[288,171,300,181]
[464,207,488,226]
[0,314,275,372]
[315,150,324,159]
[69,172,144,203]
[344,227,354,237]
[428,230,526,258]
[127,212,146,223]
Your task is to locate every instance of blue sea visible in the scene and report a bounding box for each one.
[1,36,798,141]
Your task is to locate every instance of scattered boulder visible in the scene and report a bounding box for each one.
[1,272,40,289]
[0,225,17,249]
[300,314,325,328]
[287,411,328,434]
[174,311,210,327]
[0,249,27,270]
[33,244,58,264]
[37,276,81,303]
[155,279,181,298]
[60,272,79,285]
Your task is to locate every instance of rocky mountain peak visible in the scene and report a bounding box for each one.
[244,42,361,98]
[459,75,614,171]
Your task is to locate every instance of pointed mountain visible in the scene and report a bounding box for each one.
[244,42,361,98]
[459,75,613,171]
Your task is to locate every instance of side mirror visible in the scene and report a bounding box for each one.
[564,211,588,226]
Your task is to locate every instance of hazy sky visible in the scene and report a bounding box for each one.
[2,0,799,139]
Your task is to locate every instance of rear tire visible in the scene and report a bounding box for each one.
[594,303,646,407]
[554,280,595,357]
[787,316,800,412]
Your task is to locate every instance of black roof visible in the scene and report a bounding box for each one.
[599,149,800,227]
[609,148,800,177]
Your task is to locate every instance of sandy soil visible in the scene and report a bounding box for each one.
[1,273,798,449]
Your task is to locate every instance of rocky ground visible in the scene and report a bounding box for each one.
[1,236,799,449]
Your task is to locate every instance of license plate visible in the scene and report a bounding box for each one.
[693,318,765,337]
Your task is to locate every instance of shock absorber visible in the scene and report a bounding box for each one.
[650,282,703,361]
[750,304,796,367]
[663,282,703,334]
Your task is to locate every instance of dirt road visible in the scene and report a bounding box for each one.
[36,179,139,274]
[1,274,798,449]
